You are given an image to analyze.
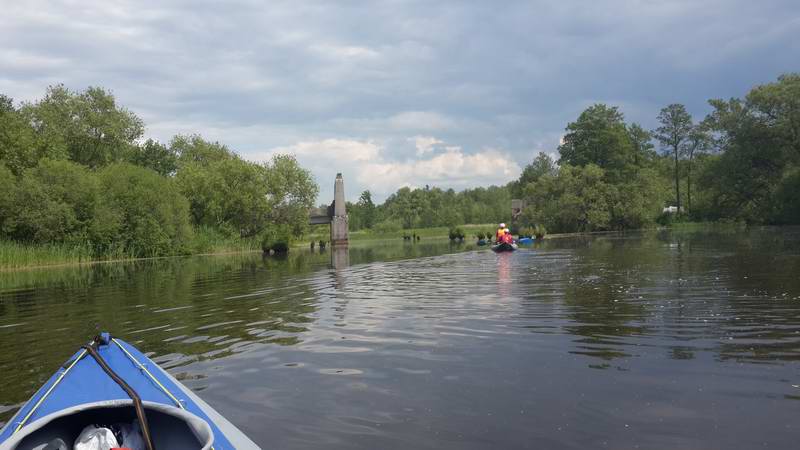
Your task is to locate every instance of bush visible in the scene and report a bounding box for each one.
[261,224,292,253]
[476,231,485,240]
[99,163,193,257]
[535,224,547,239]
[448,227,465,241]
[8,159,107,246]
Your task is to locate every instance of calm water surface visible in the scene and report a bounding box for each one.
[1,229,799,449]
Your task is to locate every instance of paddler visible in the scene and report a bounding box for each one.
[495,223,506,242]
[501,228,514,244]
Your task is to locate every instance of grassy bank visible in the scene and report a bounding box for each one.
[305,223,498,243]
[0,240,99,270]
[0,229,263,270]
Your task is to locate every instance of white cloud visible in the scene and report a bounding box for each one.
[260,138,520,201]
[409,135,443,156]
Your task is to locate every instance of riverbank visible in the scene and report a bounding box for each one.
[0,236,262,271]
[305,223,497,243]
[0,221,747,271]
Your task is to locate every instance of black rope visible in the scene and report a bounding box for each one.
[83,338,156,450]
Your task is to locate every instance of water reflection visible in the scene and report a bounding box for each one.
[1,229,799,449]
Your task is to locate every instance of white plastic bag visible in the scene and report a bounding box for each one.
[74,425,119,450]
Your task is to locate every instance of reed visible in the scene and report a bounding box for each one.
[0,240,95,269]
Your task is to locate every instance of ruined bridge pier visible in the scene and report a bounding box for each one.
[309,173,349,248]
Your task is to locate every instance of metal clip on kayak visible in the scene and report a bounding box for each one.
[82,334,156,450]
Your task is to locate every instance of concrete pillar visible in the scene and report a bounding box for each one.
[330,173,349,248]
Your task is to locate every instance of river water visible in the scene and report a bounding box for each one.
[1,228,799,449]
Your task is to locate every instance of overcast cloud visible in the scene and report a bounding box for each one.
[2,0,799,201]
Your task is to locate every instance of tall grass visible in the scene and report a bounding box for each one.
[0,240,96,269]
[188,226,262,255]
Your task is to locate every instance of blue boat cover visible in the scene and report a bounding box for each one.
[0,336,235,449]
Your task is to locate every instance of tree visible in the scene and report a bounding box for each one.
[172,134,234,166]
[512,152,556,197]
[522,164,613,233]
[627,123,657,167]
[698,75,798,223]
[356,190,377,229]
[6,159,113,246]
[99,163,192,257]
[0,95,38,175]
[654,104,693,213]
[683,123,712,212]
[127,139,178,176]
[263,154,319,236]
[21,85,144,168]
[558,104,636,181]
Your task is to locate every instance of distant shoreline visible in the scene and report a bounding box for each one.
[0,222,744,272]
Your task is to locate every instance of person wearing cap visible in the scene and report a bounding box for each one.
[495,223,507,242]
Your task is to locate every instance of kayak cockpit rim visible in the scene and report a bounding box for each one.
[0,400,214,450]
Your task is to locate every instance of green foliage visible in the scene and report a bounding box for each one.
[99,163,192,257]
[476,231,485,240]
[510,152,557,198]
[377,185,510,231]
[0,239,95,269]
[448,227,465,241]
[696,74,800,224]
[126,139,178,176]
[558,104,637,182]
[0,95,39,175]
[373,219,403,234]
[532,224,547,239]
[261,224,292,253]
[21,85,144,168]
[0,85,320,267]
[348,190,378,230]
[263,154,319,236]
[6,159,108,245]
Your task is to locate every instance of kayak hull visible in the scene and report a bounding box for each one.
[0,334,259,449]
[491,242,518,252]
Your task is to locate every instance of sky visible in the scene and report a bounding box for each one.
[2,0,799,202]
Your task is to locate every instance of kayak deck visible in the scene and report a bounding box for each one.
[0,334,259,449]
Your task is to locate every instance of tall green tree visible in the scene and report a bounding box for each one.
[654,104,693,212]
[683,123,712,212]
[558,104,636,181]
[627,123,657,167]
[511,152,556,197]
[22,85,144,168]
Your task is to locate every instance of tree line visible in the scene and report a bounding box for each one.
[0,85,318,258]
[345,185,510,232]
[514,73,800,233]
[347,73,799,235]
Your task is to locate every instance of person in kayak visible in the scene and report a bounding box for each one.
[501,228,514,244]
[496,223,507,242]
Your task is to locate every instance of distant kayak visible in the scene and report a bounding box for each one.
[518,237,534,245]
[492,242,518,252]
[0,333,259,450]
